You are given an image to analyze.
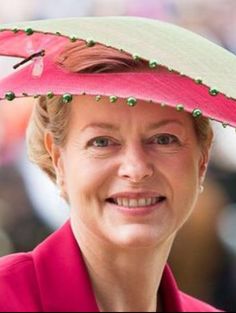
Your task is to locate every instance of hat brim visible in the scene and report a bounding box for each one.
[0,58,235,127]
[0,17,236,127]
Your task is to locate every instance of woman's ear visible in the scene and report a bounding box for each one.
[199,126,214,181]
[44,131,69,201]
[198,139,213,184]
[44,131,65,178]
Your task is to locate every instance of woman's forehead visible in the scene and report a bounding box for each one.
[71,95,193,127]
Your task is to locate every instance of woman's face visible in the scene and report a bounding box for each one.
[48,96,210,248]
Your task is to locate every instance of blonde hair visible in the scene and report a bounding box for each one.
[26,42,213,184]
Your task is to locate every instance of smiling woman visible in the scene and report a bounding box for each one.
[0,16,234,312]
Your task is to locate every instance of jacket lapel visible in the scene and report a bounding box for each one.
[33,221,99,312]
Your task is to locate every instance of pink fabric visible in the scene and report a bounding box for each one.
[1,58,236,127]
[1,30,236,128]
[0,31,68,58]
[0,221,223,312]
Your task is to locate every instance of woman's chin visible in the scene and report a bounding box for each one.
[108,225,169,249]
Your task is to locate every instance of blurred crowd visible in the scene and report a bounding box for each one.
[1,0,236,311]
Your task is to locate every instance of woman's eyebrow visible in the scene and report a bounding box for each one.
[80,120,184,133]
[147,120,184,130]
[80,122,120,132]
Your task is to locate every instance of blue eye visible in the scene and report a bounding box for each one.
[93,138,110,147]
[152,134,179,145]
[90,137,113,147]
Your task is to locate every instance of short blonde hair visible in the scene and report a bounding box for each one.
[26,42,213,184]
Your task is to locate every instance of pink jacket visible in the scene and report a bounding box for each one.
[0,222,223,312]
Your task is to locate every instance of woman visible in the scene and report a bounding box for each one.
[0,17,236,312]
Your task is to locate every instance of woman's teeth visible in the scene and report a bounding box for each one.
[111,197,164,208]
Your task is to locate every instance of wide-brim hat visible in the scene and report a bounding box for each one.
[0,17,236,127]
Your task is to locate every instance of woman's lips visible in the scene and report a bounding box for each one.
[107,195,166,216]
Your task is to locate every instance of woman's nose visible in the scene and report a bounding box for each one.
[118,145,154,183]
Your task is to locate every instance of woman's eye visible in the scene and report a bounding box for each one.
[151,134,179,145]
[89,137,115,148]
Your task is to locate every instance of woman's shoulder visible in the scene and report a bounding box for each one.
[0,252,32,271]
[180,291,224,312]
[0,253,42,312]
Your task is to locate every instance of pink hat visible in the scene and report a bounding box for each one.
[0,17,236,127]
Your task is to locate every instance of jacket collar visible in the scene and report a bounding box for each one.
[33,221,183,312]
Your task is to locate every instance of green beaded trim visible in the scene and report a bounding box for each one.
[86,39,96,47]
[149,60,158,69]
[176,104,184,112]
[192,108,202,118]
[209,88,219,96]
[25,28,34,36]
[47,92,55,99]
[5,91,16,101]
[109,96,118,103]
[133,53,141,62]
[70,36,77,42]
[195,78,203,84]
[127,97,137,106]
[62,93,73,103]
[96,95,102,102]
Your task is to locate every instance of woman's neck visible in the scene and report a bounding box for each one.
[71,221,174,312]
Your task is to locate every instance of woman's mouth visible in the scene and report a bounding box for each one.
[106,196,166,208]
[106,196,166,216]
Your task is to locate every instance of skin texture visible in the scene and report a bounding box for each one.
[45,96,211,312]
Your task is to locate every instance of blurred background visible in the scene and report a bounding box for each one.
[1,0,236,311]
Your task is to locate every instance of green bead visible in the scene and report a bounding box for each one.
[192,109,202,118]
[25,28,34,36]
[86,39,96,47]
[13,28,19,33]
[62,93,73,103]
[176,104,184,111]
[127,97,137,107]
[47,92,55,99]
[149,60,158,69]
[195,78,203,84]
[5,92,16,101]
[109,96,118,103]
[209,88,219,96]
[133,53,141,62]
[96,95,102,102]
[70,36,77,42]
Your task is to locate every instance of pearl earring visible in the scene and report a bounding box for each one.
[199,185,204,194]
[56,175,65,198]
